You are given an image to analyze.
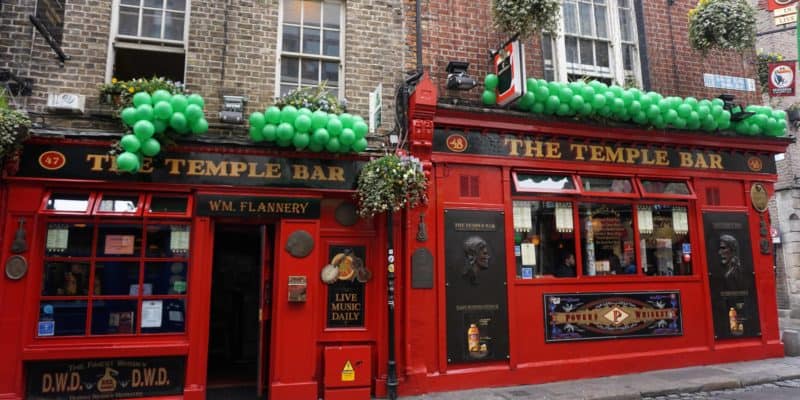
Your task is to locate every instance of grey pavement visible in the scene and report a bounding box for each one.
[398,318,800,400]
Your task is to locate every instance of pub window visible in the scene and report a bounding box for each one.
[513,172,579,194]
[43,192,95,214]
[95,194,143,214]
[38,218,190,337]
[513,201,577,278]
[639,179,694,198]
[579,202,636,276]
[146,195,190,215]
[638,204,691,276]
[579,176,636,196]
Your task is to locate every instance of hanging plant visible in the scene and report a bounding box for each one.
[491,0,561,38]
[355,154,428,218]
[0,91,32,159]
[688,0,756,53]
[756,51,784,93]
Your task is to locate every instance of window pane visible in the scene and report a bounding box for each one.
[121,0,140,5]
[542,33,553,60]
[39,301,87,336]
[623,43,636,71]
[641,205,691,276]
[281,57,299,83]
[46,193,90,212]
[322,61,339,85]
[119,6,139,36]
[581,176,633,193]
[281,84,297,96]
[595,5,607,38]
[141,299,186,333]
[97,224,142,257]
[301,59,319,85]
[143,0,162,8]
[516,173,575,191]
[565,36,579,63]
[579,203,636,276]
[146,224,190,257]
[141,8,163,38]
[596,41,610,68]
[303,0,321,27]
[302,27,320,54]
[641,180,691,195]
[282,25,300,52]
[98,195,139,213]
[563,2,579,34]
[579,2,593,36]
[579,39,594,66]
[166,0,185,11]
[283,0,302,24]
[92,300,138,335]
[145,262,188,295]
[164,11,184,41]
[95,262,141,296]
[149,196,188,213]
[46,223,93,257]
[42,262,91,296]
[323,2,340,28]
[620,7,633,42]
[513,201,576,278]
[322,30,339,56]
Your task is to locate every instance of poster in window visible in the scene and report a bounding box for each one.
[445,210,509,363]
[104,235,135,255]
[141,300,163,328]
[703,212,760,339]
[326,245,367,328]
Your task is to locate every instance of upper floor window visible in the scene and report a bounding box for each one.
[107,0,188,83]
[543,0,641,86]
[278,0,344,97]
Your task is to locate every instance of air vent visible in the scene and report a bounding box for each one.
[460,175,480,197]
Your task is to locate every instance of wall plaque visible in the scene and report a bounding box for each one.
[750,183,769,213]
[411,248,433,289]
[286,230,314,258]
[5,255,28,280]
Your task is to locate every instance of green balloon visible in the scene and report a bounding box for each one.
[141,138,161,157]
[121,107,137,126]
[718,118,731,130]
[621,91,634,107]
[277,138,293,147]
[633,112,648,125]
[339,113,354,129]
[531,102,545,114]
[265,106,282,124]
[711,105,724,118]
[652,115,666,129]
[340,128,356,145]
[311,111,329,130]
[262,124,277,141]
[591,94,606,109]
[190,118,209,134]
[569,95,584,110]
[547,81,561,94]
[672,117,687,129]
[120,134,141,152]
[280,105,299,124]
[352,121,368,139]
[752,114,768,128]
[598,106,612,117]
[580,85,596,101]
[646,105,661,120]
[277,122,295,141]
[749,123,762,136]
[611,98,625,113]
[308,142,324,152]
[293,132,310,149]
[133,92,152,107]
[151,90,172,104]
[133,120,155,140]
[526,78,538,92]
[687,111,700,125]
[518,92,535,110]
[312,128,330,145]
[639,94,652,109]
[609,85,624,98]
[545,95,561,112]
[578,103,593,116]
[773,110,787,121]
[187,93,205,109]
[135,104,154,121]
[481,90,496,105]
[325,137,342,153]
[352,138,368,153]
[154,101,173,120]
[735,122,749,135]
[298,107,313,116]
[676,104,692,119]
[664,109,678,124]
[117,152,139,172]
[327,118,343,136]
[169,94,188,113]
[294,114,312,133]
[534,86,549,102]
[153,119,167,134]
[684,97,698,109]
[338,142,351,154]
[485,74,499,91]
[558,87,574,103]
[556,104,571,116]
[250,112,266,128]
[628,100,642,115]
[711,98,725,107]
[250,126,264,142]
[185,104,203,122]
[170,112,188,132]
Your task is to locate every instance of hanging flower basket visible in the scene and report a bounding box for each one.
[688,0,756,53]
[491,0,560,38]
[0,106,32,160]
[355,154,428,218]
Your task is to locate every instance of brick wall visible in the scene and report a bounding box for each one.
[1,0,405,141]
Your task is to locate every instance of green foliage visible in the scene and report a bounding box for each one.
[275,82,347,114]
[0,90,32,158]
[99,77,185,109]
[688,0,756,53]
[491,0,561,38]
[356,154,428,218]
[756,51,784,93]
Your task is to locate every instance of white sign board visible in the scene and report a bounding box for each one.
[703,73,756,92]
[369,83,382,134]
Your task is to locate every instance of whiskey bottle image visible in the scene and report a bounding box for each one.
[468,324,480,352]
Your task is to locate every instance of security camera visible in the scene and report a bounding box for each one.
[445,61,477,91]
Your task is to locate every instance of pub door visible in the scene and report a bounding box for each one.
[207,223,273,400]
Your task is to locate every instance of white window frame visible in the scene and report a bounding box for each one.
[105,0,190,83]
[551,0,642,86]
[275,0,346,99]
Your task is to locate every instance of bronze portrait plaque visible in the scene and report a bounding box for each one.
[285,230,314,258]
[5,255,28,280]
[750,183,768,213]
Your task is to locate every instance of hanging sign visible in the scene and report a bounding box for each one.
[768,61,796,97]
[492,38,525,106]
[768,0,798,11]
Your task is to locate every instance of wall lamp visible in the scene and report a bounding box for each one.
[718,94,754,122]
[445,61,477,91]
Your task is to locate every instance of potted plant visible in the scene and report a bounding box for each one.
[275,82,347,114]
[787,103,800,123]
[99,77,185,111]
[0,90,32,160]
[491,0,560,38]
[355,154,428,218]
[99,78,125,107]
[688,0,756,53]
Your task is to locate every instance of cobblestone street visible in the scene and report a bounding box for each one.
[643,379,800,400]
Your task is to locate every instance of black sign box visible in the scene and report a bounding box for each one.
[544,291,683,342]
[445,210,509,363]
[326,245,366,328]
[195,195,320,218]
[26,356,185,399]
[703,212,761,339]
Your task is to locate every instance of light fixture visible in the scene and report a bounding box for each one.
[445,61,477,91]
[718,94,754,122]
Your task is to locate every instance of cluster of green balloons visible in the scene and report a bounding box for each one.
[481,75,787,137]
[248,106,369,153]
[117,91,209,172]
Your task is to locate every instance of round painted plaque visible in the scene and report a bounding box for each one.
[285,230,314,258]
[750,183,768,213]
[5,255,28,280]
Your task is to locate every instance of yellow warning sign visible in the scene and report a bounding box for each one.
[341,361,355,382]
